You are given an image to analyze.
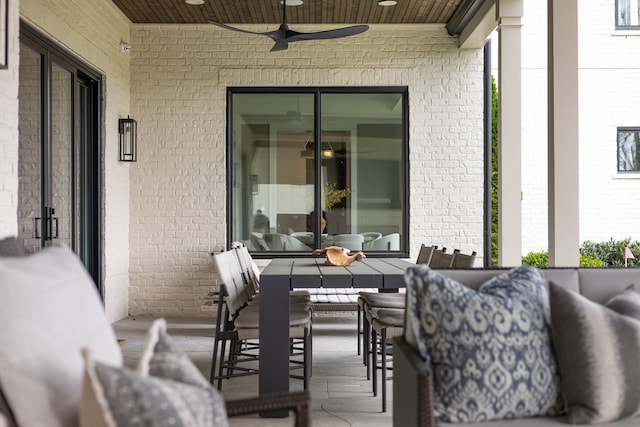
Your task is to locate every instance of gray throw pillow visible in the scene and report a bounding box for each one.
[603,284,640,320]
[549,282,640,424]
[405,264,563,423]
[80,319,229,427]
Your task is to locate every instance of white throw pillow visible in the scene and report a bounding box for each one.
[0,245,122,427]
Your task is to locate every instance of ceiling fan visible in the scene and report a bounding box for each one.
[207,1,369,52]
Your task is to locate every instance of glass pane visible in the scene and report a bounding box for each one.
[231,93,316,252]
[617,0,640,26]
[618,0,631,26]
[618,129,640,171]
[321,93,404,252]
[18,44,42,253]
[51,62,74,247]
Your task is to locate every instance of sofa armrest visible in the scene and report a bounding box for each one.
[225,391,310,427]
[393,336,435,427]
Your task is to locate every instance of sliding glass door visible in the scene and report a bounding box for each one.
[18,24,102,293]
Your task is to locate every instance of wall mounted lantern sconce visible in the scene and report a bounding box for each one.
[118,116,137,162]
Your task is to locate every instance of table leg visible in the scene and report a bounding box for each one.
[259,275,290,416]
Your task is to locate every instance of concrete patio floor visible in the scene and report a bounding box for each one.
[113,313,394,426]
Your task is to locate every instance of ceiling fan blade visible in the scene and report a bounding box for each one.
[286,25,369,42]
[270,39,290,51]
[207,20,272,37]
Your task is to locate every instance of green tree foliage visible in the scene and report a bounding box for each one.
[491,76,499,266]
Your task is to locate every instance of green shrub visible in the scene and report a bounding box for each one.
[580,238,640,267]
[522,238,640,268]
[579,255,605,268]
[522,251,548,268]
[522,251,605,268]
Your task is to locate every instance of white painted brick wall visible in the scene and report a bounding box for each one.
[520,0,640,255]
[0,0,19,239]
[128,24,485,316]
[21,0,132,322]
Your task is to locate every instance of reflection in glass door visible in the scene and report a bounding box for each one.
[17,44,43,254]
[18,24,102,293]
[50,62,74,248]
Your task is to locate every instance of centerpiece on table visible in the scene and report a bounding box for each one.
[312,246,366,266]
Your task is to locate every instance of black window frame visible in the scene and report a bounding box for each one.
[617,127,640,172]
[226,86,410,258]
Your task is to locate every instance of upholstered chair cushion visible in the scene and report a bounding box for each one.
[405,264,563,423]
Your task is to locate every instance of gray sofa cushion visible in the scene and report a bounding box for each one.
[405,265,563,423]
[604,284,640,320]
[549,282,640,424]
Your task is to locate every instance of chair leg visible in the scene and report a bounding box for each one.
[303,328,309,391]
[210,336,220,384]
[381,328,387,413]
[362,312,371,380]
[216,338,228,390]
[309,322,313,377]
[372,328,378,397]
[357,303,362,356]
[363,312,370,367]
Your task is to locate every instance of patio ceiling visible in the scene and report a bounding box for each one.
[111,0,481,34]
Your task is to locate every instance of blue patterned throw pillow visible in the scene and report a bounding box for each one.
[405,265,563,423]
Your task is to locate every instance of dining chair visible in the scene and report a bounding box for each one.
[451,250,477,268]
[428,247,456,268]
[370,308,404,412]
[263,233,312,251]
[358,292,405,370]
[360,232,383,249]
[331,234,365,251]
[210,250,312,391]
[231,242,311,303]
[368,233,400,251]
[416,244,437,265]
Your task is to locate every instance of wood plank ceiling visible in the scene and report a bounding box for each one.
[111,0,466,25]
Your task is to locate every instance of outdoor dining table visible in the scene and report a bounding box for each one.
[258,256,414,406]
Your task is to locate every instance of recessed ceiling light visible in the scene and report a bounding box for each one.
[280,0,304,5]
[378,0,397,5]
[185,0,205,5]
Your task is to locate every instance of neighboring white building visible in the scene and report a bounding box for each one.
[494,0,640,255]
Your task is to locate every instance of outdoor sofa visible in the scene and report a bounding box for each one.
[394,266,640,427]
[0,237,309,427]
